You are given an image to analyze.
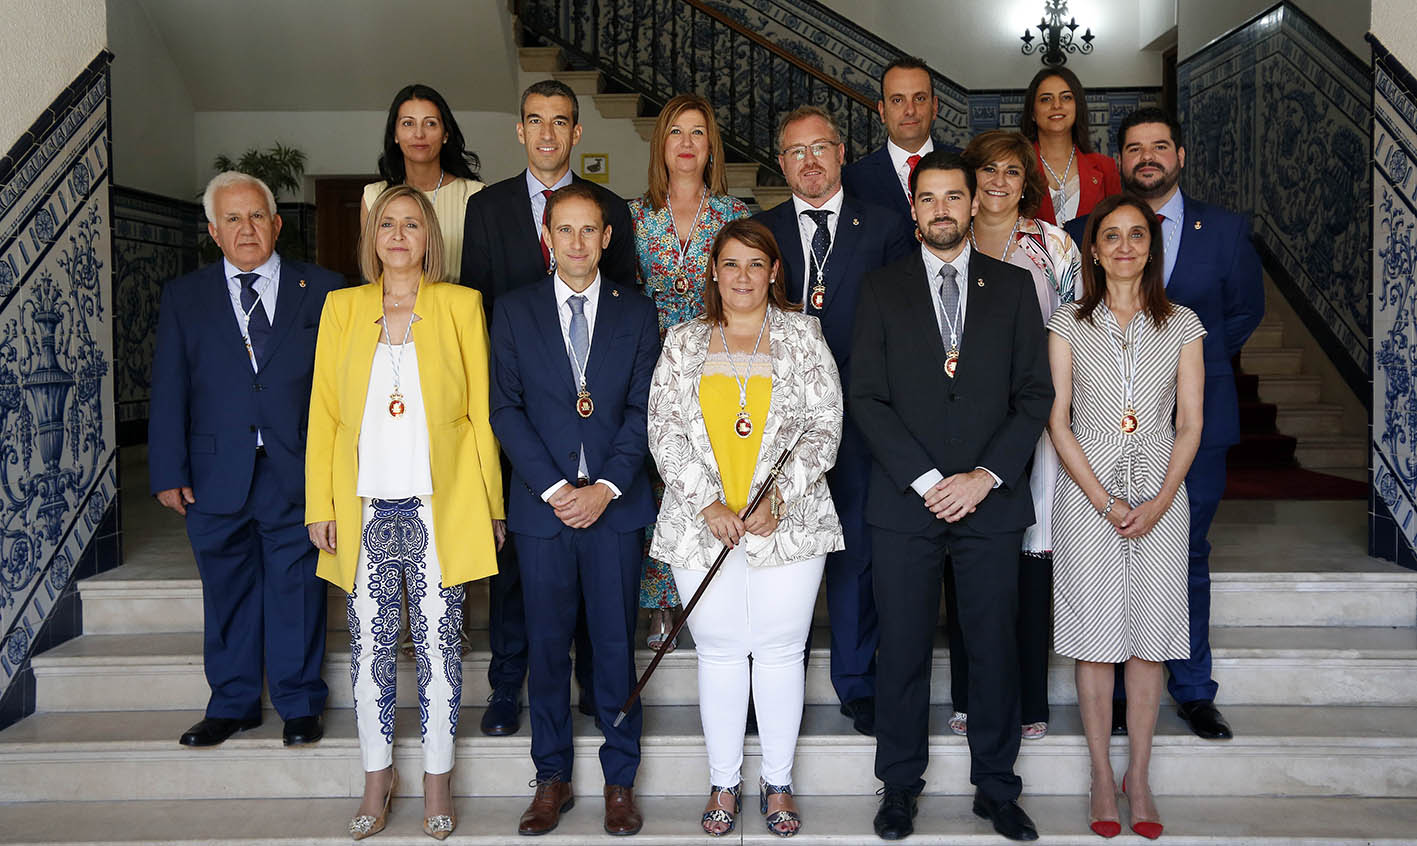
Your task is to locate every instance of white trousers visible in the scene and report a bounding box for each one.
[672,547,825,787]
[347,496,464,774]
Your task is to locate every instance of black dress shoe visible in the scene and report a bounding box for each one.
[283,714,324,746]
[481,686,522,736]
[1177,699,1233,739]
[179,716,260,747]
[972,793,1039,841]
[839,696,876,737]
[1112,699,1128,736]
[873,785,918,840]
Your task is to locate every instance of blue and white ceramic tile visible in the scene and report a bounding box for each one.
[1373,40,1417,564]
[1179,4,1371,380]
[968,88,1161,156]
[0,54,117,704]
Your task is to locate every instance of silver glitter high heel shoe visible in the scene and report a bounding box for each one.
[349,768,397,840]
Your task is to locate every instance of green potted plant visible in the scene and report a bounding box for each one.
[201,143,310,261]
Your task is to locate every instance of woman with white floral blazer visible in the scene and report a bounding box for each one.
[648,219,844,838]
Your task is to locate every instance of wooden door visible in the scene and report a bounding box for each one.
[316,177,373,284]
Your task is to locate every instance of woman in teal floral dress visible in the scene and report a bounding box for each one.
[631,93,751,651]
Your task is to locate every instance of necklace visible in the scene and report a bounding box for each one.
[235,275,269,364]
[416,169,445,204]
[1039,145,1076,221]
[1106,302,1141,434]
[380,287,418,418]
[969,215,1022,263]
[717,309,769,438]
[666,187,709,295]
[384,287,418,308]
[803,212,837,311]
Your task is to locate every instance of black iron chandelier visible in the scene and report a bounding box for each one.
[1020,0,1095,66]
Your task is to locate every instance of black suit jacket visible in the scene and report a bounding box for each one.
[458,169,637,316]
[849,248,1053,535]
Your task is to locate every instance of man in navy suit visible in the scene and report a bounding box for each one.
[461,79,637,736]
[842,56,948,222]
[490,183,660,836]
[149,172,343,748]
[1066,107,1264,741]
[754,105,916,737]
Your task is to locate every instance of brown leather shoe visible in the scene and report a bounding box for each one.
[603,784,643,836]
[518,778,574,836]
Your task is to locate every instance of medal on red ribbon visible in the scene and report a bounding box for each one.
[576,389,594,419]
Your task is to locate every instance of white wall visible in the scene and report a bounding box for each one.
[107,0,194,197]
[817,0,1163,88]
[1373,0,1417,65]
[1178,0,1371,60]
[0,0,106,149]
[1138,0,1178,50]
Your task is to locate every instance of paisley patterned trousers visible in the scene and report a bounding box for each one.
[347,496,465,773]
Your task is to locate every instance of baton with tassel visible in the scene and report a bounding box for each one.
[613,431,805,728]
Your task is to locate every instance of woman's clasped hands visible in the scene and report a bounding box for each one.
[700,486,781,548]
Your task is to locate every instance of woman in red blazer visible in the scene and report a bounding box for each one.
[1019,67,1122,227]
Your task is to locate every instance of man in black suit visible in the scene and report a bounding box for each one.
[841,56,947,221]
[851,151,1052,842]
[753,105,914,737]
[460,79,637,736]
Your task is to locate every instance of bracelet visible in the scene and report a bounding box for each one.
[769,488,782,520]
[1098,495,1116,517]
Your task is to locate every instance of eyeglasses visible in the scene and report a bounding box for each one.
[781,142,837,162]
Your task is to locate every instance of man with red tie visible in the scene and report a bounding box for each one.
[842,56,948,222]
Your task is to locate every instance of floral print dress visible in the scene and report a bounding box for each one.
[630,191,751,609]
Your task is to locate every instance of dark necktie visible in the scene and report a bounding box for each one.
[237,272,271,363]
[539,188,554,272]
[801,209,832,308]
[937,263,960,348]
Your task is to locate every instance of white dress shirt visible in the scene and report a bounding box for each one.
[910,240,1002,496]
[1156,189,1185,287]
[790,187,846,303]
[886,136,934,201]
[223,253,280,446]
[540,271,623,503]
[527,168,574,239]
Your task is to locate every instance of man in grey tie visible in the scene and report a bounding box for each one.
[489,182,661,836]
[850,151,1053,841]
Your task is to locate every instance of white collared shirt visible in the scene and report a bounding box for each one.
[224,252,280,447]
[790,187,846,303]
[886,136,934,200]
[541,271,622,503]
[1156,189,1185,287]
[527,168,574,239]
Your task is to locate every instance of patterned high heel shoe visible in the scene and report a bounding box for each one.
[349,768,398,840]
[1121,775,1163,840]
[423,771,456,841]
[700,783,741,836]
[760,779,802,837]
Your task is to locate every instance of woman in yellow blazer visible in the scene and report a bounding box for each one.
[305,184,503,841]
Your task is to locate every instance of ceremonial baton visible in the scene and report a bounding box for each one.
[613,431,805,728]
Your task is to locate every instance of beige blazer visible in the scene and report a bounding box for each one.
[648,307,844,570]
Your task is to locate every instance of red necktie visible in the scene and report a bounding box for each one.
[1156,212,1166,223]
[906,154,921,199]
[539,189,554,272]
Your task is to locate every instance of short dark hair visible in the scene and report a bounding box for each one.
[1018,67,1094,155]
[880,56,932,98]
[1117,107,1184,151]
[962,130,1047,218]
[543,182,606,229]
[909,149,976,198]
[520,79,580,126]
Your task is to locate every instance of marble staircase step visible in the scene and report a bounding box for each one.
[1246,323,1285,349]
[1275,403,1347,436]
[1241,349,1304,377]
[5,794,1417,845]
[548,69,602,94]
[1256,376,1323,404]
[631,116,657,142]
[589,92,641,119]
[1294,435,1368,472]
[30,625,1417,712]
[2,704,1414,802]
[516,46,564,72]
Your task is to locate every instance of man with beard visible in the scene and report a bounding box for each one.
[754,106,915,737]
[851,151,1052,841]
[1065,108,1263,742]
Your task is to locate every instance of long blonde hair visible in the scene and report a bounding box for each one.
[645,93,729,210]
[358,184,445,283]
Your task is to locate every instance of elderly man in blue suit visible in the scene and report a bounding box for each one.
[490,183,660,836]
[755,105,916,737]
[1066,107,1264,741]
[842,56,949,222]
[149,172,344,747]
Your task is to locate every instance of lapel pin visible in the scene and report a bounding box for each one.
[976,278,984,287]
[612,289,620,297]
[1091,176,1099,184]
[852,217,860,226]
[1194,221,1202,230]
[299,279,306,288]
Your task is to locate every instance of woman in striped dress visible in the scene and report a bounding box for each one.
[1045,193,1206,840]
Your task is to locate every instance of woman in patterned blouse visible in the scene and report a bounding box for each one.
[942,129,1082,743]
[630,93,751,651]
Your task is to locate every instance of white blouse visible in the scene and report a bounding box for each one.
[356,339,434,498]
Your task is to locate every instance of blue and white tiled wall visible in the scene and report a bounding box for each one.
[0,52,120,728]
[968,88,1162,157]
[1371,39,1417,568]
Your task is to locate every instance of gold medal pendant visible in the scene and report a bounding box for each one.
[672,276,689,295]
[944,348,959,379]
[809,283,826,310]
[1120,407,1139,434]
[734,410,753,439]
[576,390,595,419]
[388,392,406,418]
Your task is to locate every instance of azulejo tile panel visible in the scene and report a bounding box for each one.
[0,53,117,704]
[968,88,1162,157]
[1178,4,1371,382]
[1372,38,1417,566]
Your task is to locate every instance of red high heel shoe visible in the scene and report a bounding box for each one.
[1121,776,1163,839]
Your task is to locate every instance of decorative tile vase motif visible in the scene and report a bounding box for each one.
[0,53,117,704]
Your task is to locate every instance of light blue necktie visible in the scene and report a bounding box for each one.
[568,294,589,374]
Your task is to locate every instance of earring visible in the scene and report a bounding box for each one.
[1092,257,1099,264]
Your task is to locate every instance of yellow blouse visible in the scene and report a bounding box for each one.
[699,351,772,513]
[364,176,484,284]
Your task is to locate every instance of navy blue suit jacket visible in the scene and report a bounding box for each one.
[842,139,953,223]
[1066,193,1264,448]
[148,258,345,514]
[489,275,660,538]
